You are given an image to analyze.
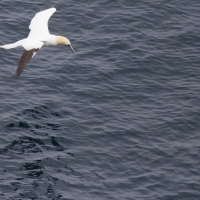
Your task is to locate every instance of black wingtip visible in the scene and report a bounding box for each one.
[15,73,19,79]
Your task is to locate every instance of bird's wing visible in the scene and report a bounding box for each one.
[28,7,56,38]
[15,40,44,78]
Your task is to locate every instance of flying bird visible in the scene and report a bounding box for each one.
[0,7,75,78]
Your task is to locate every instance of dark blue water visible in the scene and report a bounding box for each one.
[0,0,200,199]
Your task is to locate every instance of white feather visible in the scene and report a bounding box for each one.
[28,7,56,38]
[22,39,43,51]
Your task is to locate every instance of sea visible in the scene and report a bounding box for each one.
[0,0,200,199]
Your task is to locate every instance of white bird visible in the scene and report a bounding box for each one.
[0,7,75,78]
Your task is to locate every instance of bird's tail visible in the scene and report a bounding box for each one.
[0,40,23,49]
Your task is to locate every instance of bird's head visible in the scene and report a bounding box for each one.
[56,36,75,53]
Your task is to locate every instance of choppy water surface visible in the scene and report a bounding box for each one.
[0,0,200,199]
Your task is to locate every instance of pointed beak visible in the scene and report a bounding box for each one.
[69,45,75,53]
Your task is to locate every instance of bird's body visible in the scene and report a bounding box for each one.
[0,7,75,78]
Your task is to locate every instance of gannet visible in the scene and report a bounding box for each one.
[0,7,75,78]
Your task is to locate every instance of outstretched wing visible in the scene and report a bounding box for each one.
[15,49,39,78]
[15,41,44,78]
[28,7,56,38]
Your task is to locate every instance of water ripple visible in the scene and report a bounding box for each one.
[0,0,200,199]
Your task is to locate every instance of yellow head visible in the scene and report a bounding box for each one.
[56,36,75,53]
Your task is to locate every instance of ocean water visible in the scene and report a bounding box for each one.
[0,0,200,199]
